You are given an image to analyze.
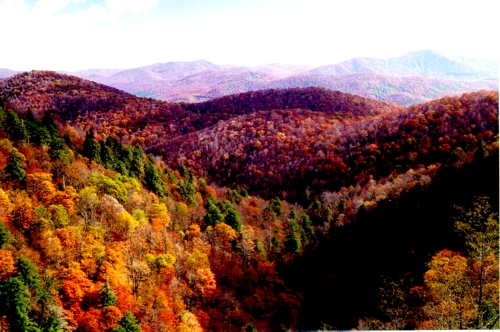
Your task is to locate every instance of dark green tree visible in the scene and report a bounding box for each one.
[268,197,283,216]
[100,280,118,307]
[0,222,14,248]
[82,129,101,163]
[114,311,142,332]
[4,109,27,141]
[144,160,166,198]
[204,198,224,227]
[285,231,301,254]
[301,213,314,241]
[129,146,144,179]
[5,150,27,184]
[0,277,41,332]
[225,205,242,232]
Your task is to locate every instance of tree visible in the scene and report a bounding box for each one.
[4,110,27,141]
[285,231,301,254]
[114,311,142,332]
[454,196,499,329]
[204,199,224,228]
[82,129,101,163]
[101,280,118,307]
[144,160,166,197]
[225,204,242,232]
[0,223,14,248]
[0,277,40,332]
[4,149,27,184]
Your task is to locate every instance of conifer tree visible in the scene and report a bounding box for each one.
[204,198,224,227]
[225,205,242,232]
[4,109,27,141]
[82,129,101,163]
[0,277,41,332]
[114,311,142,332]
[101,280,118,307]
[5,150,27,184]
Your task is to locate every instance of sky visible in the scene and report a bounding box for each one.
[0,0,498,71]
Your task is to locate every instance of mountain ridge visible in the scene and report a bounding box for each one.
[1,50,497,105]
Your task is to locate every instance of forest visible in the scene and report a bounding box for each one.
[0,71,498,331]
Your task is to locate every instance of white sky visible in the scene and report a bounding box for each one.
[0,0,498,71]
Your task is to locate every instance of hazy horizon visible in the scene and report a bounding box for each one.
[1,0,498,72]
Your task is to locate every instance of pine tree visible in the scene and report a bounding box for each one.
[114,311,142,332]
[0,222,14,248]
[4,110,27,141]
[82,129,101,163]
[5,150,27,184]
[144,160,166,197]
[129,146,144,179]
[225,205,242,232]
[101,280,118,307]
[204,198,224,227]
[285,231,301,254]
[0,277,41,332]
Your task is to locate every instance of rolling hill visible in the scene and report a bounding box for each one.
[1,50,496,105]
[1,70,497,202]
[0,70,498,330]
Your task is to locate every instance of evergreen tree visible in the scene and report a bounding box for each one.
[0,222,14,248]
[129,146,144,179]
[24,109,40,144]
[301,213,315,241]
[5,150,27,184]
[225,205,242,232]
[82,129,101,163]
[114,311,142,332]
[101,280,118,307]
[285,231,301,254]
[101,144,116,170]
[0,277,41,332]
[4,109,27,141]
[268,197,283,216]
[204,198,224,227]
[144,160,166,197]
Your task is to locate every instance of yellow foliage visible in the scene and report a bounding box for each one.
[117,210,139,238]
[0,188,13,223]
[185,249,209,270]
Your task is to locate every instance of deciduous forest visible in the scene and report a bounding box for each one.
[0,71,497,331]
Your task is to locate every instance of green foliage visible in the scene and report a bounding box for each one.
[225,204,242,232]
[166,168,178,185]
[101,281,118,307]
[50,204,70,228]
[238,186,249,197]
[267,197,283,216]
[87,173,128,204]
[0,277,41,332]
[245,323,258,332]
[144,160,166,198]
[33,205,52,230]
[177,179,196,205]
[285,231,301,254]
[5,149,27,185]
[301,213,314,241]
[82,129,101,163]
[226,189,242,204]
[0,222,14,248]
[204,199,224,228]
[288,206,298,220]
[4,109,28,141]
[114,311,142,332]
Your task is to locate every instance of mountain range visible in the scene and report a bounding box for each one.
[1,50,497,105]
[0,68,498,330]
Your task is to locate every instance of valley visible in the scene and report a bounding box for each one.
[0,67,498,330]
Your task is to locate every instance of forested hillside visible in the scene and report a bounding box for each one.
[0,71,498,330]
